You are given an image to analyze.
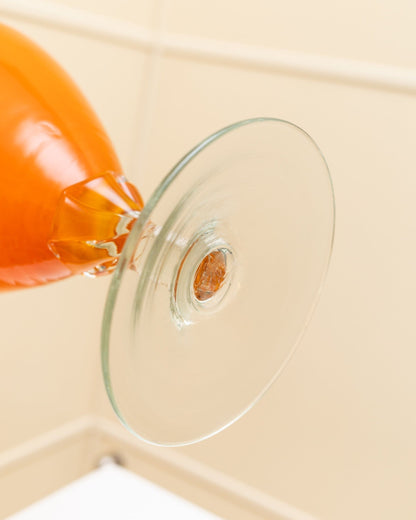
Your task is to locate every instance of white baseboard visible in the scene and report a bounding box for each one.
[0,416,96,475]
[0,416,319,520]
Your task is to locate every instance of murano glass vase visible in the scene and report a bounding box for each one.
[0,23,335,446]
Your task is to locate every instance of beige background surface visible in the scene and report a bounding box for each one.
[0,1,415,519]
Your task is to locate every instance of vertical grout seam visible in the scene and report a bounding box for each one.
[126,0,171,187]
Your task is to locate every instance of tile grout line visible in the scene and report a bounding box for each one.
[126,0,171,185]
[85,0,169,442]
[84,0,171,438]
[0,0,155,48]
[161,33,416,94]
[1,0,416,94]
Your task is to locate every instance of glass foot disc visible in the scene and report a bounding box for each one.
[101,118,335,446]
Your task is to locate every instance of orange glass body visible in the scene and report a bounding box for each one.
[0,24,143,290]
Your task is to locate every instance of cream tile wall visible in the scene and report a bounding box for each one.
[1,1,415,520]
[50,0,156,26]
[164,0,416,68]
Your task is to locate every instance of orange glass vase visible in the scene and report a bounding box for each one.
[0,23,143,290]
[0,23,337,447]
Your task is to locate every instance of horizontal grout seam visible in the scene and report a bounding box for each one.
[1,0,416,94]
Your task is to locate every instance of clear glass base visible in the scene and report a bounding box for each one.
[101,118,335,446]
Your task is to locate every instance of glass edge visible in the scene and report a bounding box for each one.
[100,116,336,447]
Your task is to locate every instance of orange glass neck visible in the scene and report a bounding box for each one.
[48,172,143,278]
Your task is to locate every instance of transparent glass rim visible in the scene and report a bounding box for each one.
[101,117,335,446]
